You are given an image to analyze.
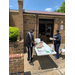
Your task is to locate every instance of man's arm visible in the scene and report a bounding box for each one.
[31,40,35,45]
[27,33,32,41]
[31,35,35,45]
[56,35,61,41]
[28,33,35,45]
[31,40,34,44]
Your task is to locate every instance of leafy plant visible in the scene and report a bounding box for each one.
[9,26,19,42]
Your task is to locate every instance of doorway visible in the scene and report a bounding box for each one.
[39,23,45,42]
[39,19,54,43]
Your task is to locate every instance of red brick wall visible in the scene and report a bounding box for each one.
[9,40,24,54]
[58,17,65,44]
[23,15,65,45]
[9,54,24,75]
[9,12,19,28]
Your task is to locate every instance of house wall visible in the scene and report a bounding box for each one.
[53,17,65,44]
[38,16,65,44]
[9,13,65,45]
[9,12,19,28]
[23,14,65,45]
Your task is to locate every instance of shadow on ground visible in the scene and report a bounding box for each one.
[10,71,31,75]
[24,46,58,70]
[24,71,31,75]
[32,55,58,70]
[53,53,65,60]
[24,46,28,53]
[59,53,65,60]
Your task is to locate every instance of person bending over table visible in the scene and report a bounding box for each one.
[26,29,35,65]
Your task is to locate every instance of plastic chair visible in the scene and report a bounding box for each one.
[60,47,65,59]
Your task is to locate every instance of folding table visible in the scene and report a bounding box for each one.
[34,41,56,69]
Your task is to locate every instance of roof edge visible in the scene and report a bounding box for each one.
[9,9,65,16]
[23,9,65,16]
[23,12,65,16]
[9,9,19,12]
[24,9,65,14]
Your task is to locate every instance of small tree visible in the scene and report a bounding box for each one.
[9,26,19,42]
[53,1,65,13]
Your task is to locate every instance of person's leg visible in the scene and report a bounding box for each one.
[54,43,56,51]
[31,47,33,60]
[28,47,32,62]
[55,44,60,59]
[29,47,34,65]
[28,47,30,60]
[54,43,56,57]
[31,47,33,57]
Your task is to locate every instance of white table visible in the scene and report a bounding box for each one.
[34,41,56,69]
[35,41,56,56]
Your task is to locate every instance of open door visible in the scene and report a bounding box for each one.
[46,23,54,43]
[39,24,46,42]
[39,19,54,43]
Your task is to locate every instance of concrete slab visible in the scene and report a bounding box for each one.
[59,68,65,75]
[49,53,65,69]
[24,53,56,74]
[32,70,61,75]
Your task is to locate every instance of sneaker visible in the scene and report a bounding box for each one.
[55,58,58,60]
[54,56,56,57]
[31,57,33,60]
[29,61,34,65]
[27,58,29,61]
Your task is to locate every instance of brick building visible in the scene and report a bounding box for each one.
[9,0,65,45]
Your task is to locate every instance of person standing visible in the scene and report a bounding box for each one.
[26,29,35,65]
[53,30,61,60]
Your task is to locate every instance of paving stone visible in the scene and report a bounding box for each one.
[32,70,61,75]
[59,68,65,75]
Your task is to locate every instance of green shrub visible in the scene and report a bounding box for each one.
[9,26,19,42]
